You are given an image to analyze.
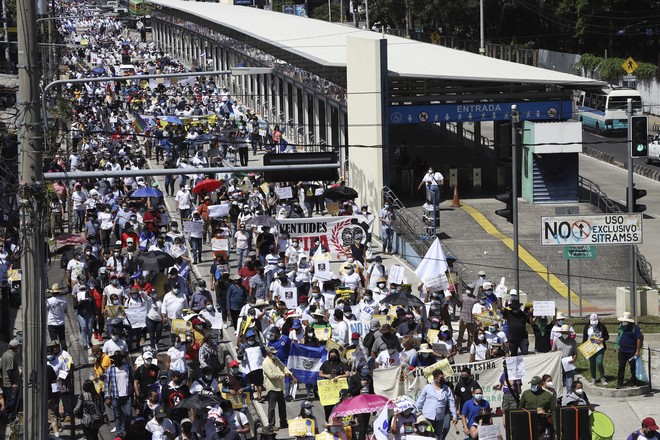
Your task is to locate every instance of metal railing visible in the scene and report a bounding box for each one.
[578,175,655,287]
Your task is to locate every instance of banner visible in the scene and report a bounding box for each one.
[314,327,331,341]
[221,391,252,409]
[372,406,390,440]
[533,301,556,317]
[374,351,563,409]
[208,204,230,218]
[171,318,192,335]
[275,187,293,200]
[276,216,369,259]
[317,378,348,406]
[183,220,204,235]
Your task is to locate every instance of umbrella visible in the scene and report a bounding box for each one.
[380,291,425,308]
[91,66,105,74]
[192,178,223,195]
[174,393,222,410]
[129,187,163,198]
[246,215,280,228]
[330,394,390,417]
[324,185,358,201]
[138,251,177,272]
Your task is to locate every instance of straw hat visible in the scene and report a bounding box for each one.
[559,324,571,333]
[418,343,433,354]
[617,311,635,323]
[555,312,565,320]
[48,283,64,294]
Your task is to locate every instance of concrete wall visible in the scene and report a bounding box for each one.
[346,35,388,232]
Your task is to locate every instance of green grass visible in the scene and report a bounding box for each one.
[567,316,657,388]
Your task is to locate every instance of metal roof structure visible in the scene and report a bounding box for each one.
[150,0,603,88]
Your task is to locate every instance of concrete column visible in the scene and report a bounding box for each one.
[326,101,333,147]
[292,84,300,143]
[302,87,310,145]
[314,95,321,148]
[282,80,290,129]
[347,35,388,229]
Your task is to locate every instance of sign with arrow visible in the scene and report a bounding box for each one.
[388,100,573,125]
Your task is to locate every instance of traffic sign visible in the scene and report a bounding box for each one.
[622,57,638,75]
[563,245,597,260]
[541,213,643,246]
[430,32,441,44]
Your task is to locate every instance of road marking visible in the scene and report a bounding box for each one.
[461,203,593,308]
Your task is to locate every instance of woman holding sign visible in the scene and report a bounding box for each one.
[582,313,609,386]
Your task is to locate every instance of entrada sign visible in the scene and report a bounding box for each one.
[388,100,573,125]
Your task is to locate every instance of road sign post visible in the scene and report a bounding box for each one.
[563,245,597,259]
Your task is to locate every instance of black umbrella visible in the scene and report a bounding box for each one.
[174,393,223,410]
[380,291,425,308]
[324,185,358,201]
[246,215,280,228]
[137,251,177,272]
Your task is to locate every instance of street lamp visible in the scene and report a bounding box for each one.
[479,0,485,54]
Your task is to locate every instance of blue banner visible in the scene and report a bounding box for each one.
[388,100,573,124]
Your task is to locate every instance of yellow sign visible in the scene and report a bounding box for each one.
[345,349,356,362]
[105,305,125,319]
[427,329,440,343]
[221,391,252,409]
[430,32,441,44]
[474,309,501,326]
[422,359,454,379]
[326,338,346,357]
[171,318,192,335]
[622,57,638,75]
[315,327,332,341]
[372,314,394,326]
[578,339,604,360]
[260,182,270,195]
[289,418,316,437]
[317,378,348,406]
[316,433,339,440]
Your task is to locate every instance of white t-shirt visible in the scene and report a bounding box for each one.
[102,338,129,355]
[331,320,349,346]
[66,259,86,282]
[470,342,489,361]
[376,350,401,368]
[175,190,192,209]
[46,296,68,326]
[423,172,444,187]
[200,308,224,330]
[234,230,250,250]
[161,292,189,319]
[167,345,187,373]
[341,272,361,290]
[146,417,175,436]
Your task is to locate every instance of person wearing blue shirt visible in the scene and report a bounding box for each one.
[615,312,643,389]
[461,388,490,439]
[416,370,457,440]
[267,327,293,401]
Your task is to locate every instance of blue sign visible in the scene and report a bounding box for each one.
[234,0,253,5]
[388,100,573,125]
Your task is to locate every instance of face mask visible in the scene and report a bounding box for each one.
[204,374,213,381]
[293,243,299,248]
[531,385,539,392]
[85,251,91,256]
[387,349,395,355]
[384,205,390,209]
[132,293,139,299]
[557,320,565,325]
[47,354,55,361]
[206,304,214,311]
[441,331,450,338]
[431,322,439,329]
[488,326,496,332]
[303,408,312,416]
[474,394,483,401]
[112,335,119,341]
[329,427,341,434]
[461,376,469,382]
[377,283,385,289]
[361,210,367,214]
[269,333,277,341]
[545,381,554,388]
[364,295,372,302]
[231,367,240,375]
[575,388,583,395]
[173,288,180,294]
[112,299,119,305]
[478,334,485,341]
[315,293,322,299]
[151,293,158,300]
[175,342,182,348]
[111,279,119,286]
[330,355,339,362]
[248,339,256,346]
[114,252,120,257]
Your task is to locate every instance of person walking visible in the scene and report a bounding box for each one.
[263,346,297,430]
[456,289,477,353]
[615,311,643,389]
[626,417,660,440]
[1,339,21,420]
[460,387,490,440]
[416,370,458,440]
[551,324,578,391]
[46,283,69,351]
[378,202,395,255]
[74,379,105,440]
[418,166,444,207]
[518,376,556,439]
[104,352,134,434]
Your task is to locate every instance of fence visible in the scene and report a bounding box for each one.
[578,175,655,288]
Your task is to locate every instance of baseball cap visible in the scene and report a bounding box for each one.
[478,270,486,276]
[351,332,360,340]
[143,351,154,360]
[301,400,313,408]
[154,405,166,419]
[8,339,20,348]
[292,319,302,329]
[529,376,542,385]
[229,360,240,368]
[643,418,659,431]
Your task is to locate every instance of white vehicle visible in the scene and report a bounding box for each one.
[576,87,642,134]
[647,135,660,164]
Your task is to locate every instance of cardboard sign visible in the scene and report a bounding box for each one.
[314,258,331,280]
[478,424,501,440]
[183,220,204,235]
[314,327,331,341]
[260,182,270,195]
[208,204,230,218]
[325,338,345,358]
[372,314,394,326]
[221,391,252,409]
[427,329,440,343]
[387,265,405,285]
[423,273,449,290]
[105,305,125,319]
[422,359,454,379]
[345,349,356,362]
[289,418,316,437]
[505,355,526,380]
[171,318,192,335]
[281,287,298,309]
[326,202,340,215]
[533,301,556,317]
[212,238,230,251]
[474,309,501,326]
[578,339,604,360]
[317,378,348,406]
[275,187,293,200]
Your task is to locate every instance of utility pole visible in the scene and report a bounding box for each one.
[17,0,48,436]
[626,98,637,322]
[511,105,520,291]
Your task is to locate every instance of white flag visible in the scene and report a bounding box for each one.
[372,405,390,440]
[414,237,449,282]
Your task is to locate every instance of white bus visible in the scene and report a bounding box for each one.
[576,87,642,134]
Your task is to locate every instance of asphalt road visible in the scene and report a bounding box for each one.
[582,129,660,169]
